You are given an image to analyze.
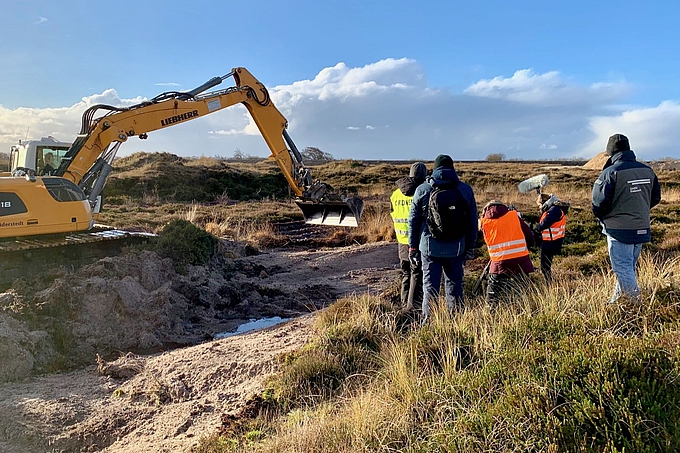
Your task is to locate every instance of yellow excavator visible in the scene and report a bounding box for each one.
[0,67,363,285]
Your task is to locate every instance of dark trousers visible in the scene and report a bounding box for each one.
[400,259,423,314]
[486,272,530,305]
[421,254,465,322]
[540,248,557,282]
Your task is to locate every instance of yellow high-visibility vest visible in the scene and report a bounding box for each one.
[390,189,412,245]
[481,211,529,262]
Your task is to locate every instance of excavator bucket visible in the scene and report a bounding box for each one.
[296,197,364,227]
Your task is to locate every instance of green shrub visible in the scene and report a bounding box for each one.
[263,349,346,410]
[154,220,218,272]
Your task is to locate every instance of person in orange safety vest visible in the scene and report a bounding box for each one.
[534,193,569,283]
[480,201,535,304]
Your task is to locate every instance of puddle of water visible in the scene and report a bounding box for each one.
[215,316,289,339]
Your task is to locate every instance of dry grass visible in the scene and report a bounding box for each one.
[102,155,680,452]
[660,187,680,203]
[217,251,680,452]
[99,159,679,260]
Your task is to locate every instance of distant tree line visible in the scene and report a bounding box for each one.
[231,146,334,163]
[486,153,506,162]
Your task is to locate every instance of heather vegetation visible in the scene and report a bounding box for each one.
[99,152,680,451]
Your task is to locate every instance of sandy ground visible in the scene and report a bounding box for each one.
[0,241,399,453]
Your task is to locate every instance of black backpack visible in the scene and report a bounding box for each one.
[426,182,469,241]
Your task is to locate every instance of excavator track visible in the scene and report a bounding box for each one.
[0,227,155,290]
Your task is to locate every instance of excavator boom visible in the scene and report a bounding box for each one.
[2,67,363,240]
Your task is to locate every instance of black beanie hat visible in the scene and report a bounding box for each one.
[605,134,630,156]
[433,154,454,169]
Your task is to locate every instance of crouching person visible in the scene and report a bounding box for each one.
[408,154,478,323]
[480,201,535,305]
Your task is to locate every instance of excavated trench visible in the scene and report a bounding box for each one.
[0,230,399,384]
[0,232,399,452]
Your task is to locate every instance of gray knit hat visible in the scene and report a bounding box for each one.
[409,162,427,181]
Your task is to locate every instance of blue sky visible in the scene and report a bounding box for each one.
[1,0,679,161]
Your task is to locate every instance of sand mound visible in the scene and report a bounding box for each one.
[582,152,609,170]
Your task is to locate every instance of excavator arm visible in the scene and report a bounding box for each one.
[56,67,362,227]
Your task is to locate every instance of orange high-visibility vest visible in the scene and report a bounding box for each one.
[539,211,566,241]
[481,211,529,262]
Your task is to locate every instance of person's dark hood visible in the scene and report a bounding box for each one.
[396,176,424,197]
[603,150,637,170]
[429,167,460,187]
[483,203,510,219]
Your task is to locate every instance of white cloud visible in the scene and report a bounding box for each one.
[276,58,427,104]
[0,59,678,161]
[0,90,144,145]
[155,82,181,87]
[581,101,680,160]
[35,17,48,25]
[464,69,630,106]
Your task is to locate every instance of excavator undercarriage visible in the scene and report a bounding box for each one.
[0,227,155,289]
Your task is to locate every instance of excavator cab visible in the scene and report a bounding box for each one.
[9,137,71,176]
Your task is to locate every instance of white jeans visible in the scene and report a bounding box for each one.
[606,234,642,303]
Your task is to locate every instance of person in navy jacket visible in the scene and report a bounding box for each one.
[408,154,478,322]
[592,134,661,303]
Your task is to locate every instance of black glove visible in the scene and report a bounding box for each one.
[463,249,476,262]
[409,248,421,267]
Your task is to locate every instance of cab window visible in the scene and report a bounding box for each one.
[43,178,86,202]
[37,146,69,176]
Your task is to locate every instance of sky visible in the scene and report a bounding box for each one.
[1,0,679,161]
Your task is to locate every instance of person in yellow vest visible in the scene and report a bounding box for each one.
[534,193,569,283]
[480,200,535,304]
[391,162,427,316]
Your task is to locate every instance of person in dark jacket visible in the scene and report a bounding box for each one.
[592,134,661,303]
[535,193,568,283]
[42,152,56,176]
[390,162,427,317]
[480,201,535,304]
[407,154,477,322]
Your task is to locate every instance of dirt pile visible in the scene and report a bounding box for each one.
[0,241,398,452]
[582,152,608,170]
[0,240,397,384]
[0,248,252,382]
[0,315,316,453]
[583,153,676,171]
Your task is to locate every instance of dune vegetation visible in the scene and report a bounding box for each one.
[197,252,680,452]
[101,152,680,452]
